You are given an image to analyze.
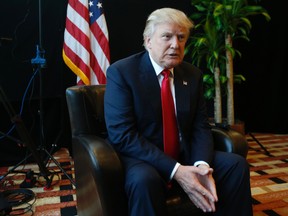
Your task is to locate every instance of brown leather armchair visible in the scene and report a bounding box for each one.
[66,84,248,216]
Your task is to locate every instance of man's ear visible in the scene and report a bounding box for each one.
[145,37,152,49]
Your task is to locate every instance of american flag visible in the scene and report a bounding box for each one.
[63,0,110,85]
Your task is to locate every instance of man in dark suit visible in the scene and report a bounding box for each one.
[104,7,252,216]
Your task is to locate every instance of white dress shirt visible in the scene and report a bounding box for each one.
[149,54,209,179]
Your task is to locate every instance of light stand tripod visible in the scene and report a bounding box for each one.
[248,132,271,156]
[0,80,75,187]
[29,0,75,186]
[0,85,51,188]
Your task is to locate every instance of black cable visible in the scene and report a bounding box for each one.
[0,68,39,140]
[1,188,36,215]
[2,189,35,207]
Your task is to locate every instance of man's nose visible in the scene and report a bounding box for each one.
[170,37,180,49]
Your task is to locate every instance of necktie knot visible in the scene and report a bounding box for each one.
[162,69,170,79]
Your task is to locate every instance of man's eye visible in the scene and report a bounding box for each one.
[163,34,171,39]
[178,35,186,41]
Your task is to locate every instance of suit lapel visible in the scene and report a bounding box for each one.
[174,66,190,115]
[137,53,191,125]
[139,52,162,117]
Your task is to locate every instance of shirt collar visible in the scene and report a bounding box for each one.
[148,53,174,77]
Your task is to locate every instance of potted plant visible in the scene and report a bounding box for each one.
[186,0,271,132]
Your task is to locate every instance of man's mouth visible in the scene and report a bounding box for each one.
[168,53,178,57]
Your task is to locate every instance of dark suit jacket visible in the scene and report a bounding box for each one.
[104,51,214,181]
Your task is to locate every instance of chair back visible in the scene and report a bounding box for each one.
[66,84,128,216]
[66,84,107,138]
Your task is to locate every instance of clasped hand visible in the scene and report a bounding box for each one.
[174,164,218,213]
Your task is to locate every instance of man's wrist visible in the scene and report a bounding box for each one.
[170,162,181,180]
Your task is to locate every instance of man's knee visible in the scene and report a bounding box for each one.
[126,170,164,192]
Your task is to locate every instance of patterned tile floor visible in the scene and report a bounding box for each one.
[0,148,77,216]
[247,133,288,216]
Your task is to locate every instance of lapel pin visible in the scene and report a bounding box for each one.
[183,81,188,85]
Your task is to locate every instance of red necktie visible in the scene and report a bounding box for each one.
[161,69,179,159]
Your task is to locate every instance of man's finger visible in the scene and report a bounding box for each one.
[190,190,215,213]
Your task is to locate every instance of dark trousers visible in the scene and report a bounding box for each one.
[121,151,253,216]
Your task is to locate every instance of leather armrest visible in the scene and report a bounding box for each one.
[72,135,127,216]
[211,127,248,158]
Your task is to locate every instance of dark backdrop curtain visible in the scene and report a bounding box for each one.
[234,0,288,133]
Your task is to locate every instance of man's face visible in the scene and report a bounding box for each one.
[146,22,189,69]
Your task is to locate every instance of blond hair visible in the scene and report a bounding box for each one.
[143,8,194,49]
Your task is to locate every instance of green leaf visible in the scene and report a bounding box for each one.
[204,88,214,99]
[234,74,246,83]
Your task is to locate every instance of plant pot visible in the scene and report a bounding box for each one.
[209,118,246,135]
[230,120,245,135]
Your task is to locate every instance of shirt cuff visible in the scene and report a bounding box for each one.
[170,162,181,180]
[194,161,210,167]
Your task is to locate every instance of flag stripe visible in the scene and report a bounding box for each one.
[63,44,90,85]
[90,21,110,81]
[63,0,110,85]
[63,28,90,84]
[92,16,110,62]
[68,0,88,22]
